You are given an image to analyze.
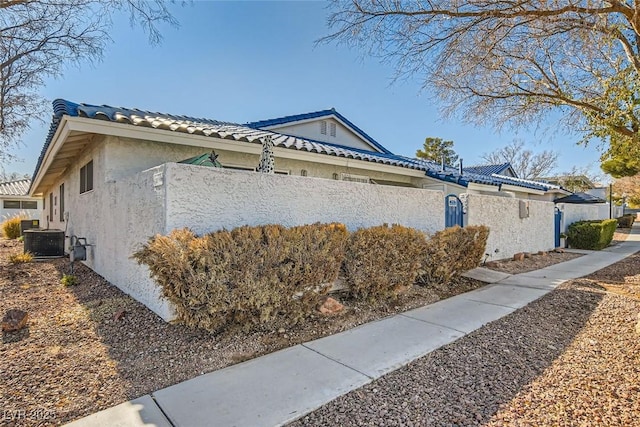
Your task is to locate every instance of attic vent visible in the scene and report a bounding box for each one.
[341,173,370,184]
[330,122,336,137]
[320,121,327,135]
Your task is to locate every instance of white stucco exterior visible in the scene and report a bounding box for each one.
[164,163,445,234]
[0,196,42,220]
[557,203,622,232]
[464,194,555,261]
[267,118,377,152]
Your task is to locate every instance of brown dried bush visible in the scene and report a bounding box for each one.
[343,224,426,300]
[133,223,347,332]
[417,225,489,287]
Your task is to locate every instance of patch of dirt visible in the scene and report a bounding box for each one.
[483,251,583,274]
[0,238,484,426]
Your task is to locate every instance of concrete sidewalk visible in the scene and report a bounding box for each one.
[67,228,640,427]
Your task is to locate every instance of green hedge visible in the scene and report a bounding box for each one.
[616,214,636,228]
[567,219,618,250]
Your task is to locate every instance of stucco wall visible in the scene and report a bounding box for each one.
[464,193,555,261]
[164,163,446,234]
[557,203,610,232]
[105,166,172,320]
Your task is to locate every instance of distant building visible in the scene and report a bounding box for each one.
[0,178,42,220]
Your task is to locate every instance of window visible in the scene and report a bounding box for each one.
[21,201,37,210]
[320,121,327,135]
[329,122,336,137]
[80,160,93,193]
[59,183,65,221]
[49,193,53,221]
[3,200,20,209]
[300,169,308,177]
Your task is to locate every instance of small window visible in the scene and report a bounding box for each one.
[329,122,336,137]
[59,183,65,221]
[320,121,327,135]
[21,201,37,210]
[49,193,53,221]
[300,169,308,177]
[80,160,94,193]
[332,173,339,180]
[3,200,20,209]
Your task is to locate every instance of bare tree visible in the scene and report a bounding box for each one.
[0,0,178,159]
[324,1,640,176]
[481,140,558,180]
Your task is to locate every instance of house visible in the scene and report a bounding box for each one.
[464,162,518,178]
[537,174,596,193]
[28,99,568,319]
[0,178,42,220]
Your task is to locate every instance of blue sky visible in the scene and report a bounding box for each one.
[9,1,604,180]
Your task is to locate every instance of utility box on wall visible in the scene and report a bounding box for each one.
[519,200,530,219]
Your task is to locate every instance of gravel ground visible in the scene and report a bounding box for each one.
[0,239,485,426]
[291,252,640,427]
[484,228,631,275]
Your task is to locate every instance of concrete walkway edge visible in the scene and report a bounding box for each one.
[66,228,640,427]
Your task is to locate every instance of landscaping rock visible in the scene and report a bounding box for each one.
[113,309,127,322]
[319,297,344,315]
[537,251,548,256]
[513,253,525,261]
[554,248,565,253]
[485,261,499,268]
[2,309,28,332]
[524,252,532,259]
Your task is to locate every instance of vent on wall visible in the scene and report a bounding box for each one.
[320,121,327,135]
[329,122,336,137]
[341,173,370,184]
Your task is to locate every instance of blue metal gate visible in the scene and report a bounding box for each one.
[554,207,563,247]
[445,194,463,228]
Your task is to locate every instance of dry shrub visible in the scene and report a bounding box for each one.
[343,224,426,300]
[418,225,489,287]
[133,223,347,332]
[2,213,26,239]
[9,251,33,264]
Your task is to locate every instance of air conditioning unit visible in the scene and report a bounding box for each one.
[20,219,40,236]
[23,229,65,257]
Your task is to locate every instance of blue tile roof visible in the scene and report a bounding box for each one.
[246,108,393,155]
[554,192,605,204]
[31,99,561,194]
[464,162,513,176]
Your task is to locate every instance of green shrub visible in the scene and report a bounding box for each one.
[342,224,426,300]
[567,219,618,250]
[616,214,636,228]
[61,274,77,286]
[417,225,490,287]
[133,223,348,332]
[1,214,25,239]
